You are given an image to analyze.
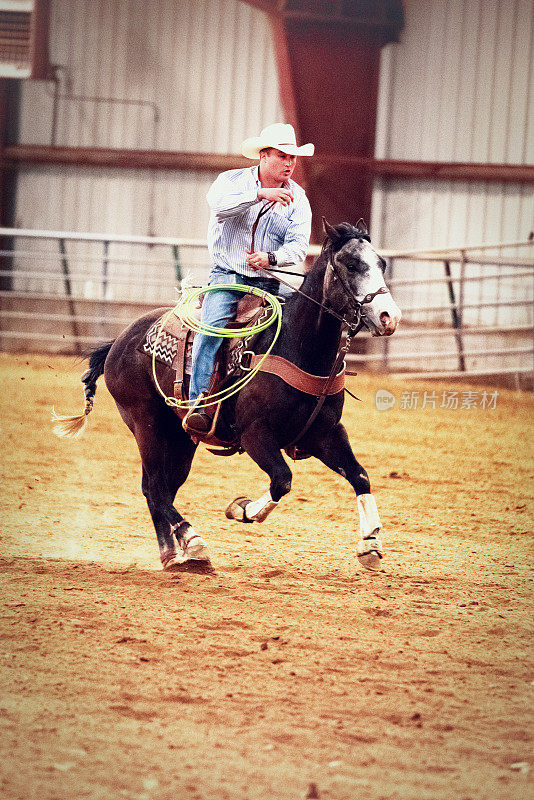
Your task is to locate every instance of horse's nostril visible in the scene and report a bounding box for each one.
[380,312,391,326]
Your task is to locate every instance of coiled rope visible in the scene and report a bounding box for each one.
[152,283,283,409]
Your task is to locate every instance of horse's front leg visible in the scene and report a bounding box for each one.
[307,422,384,571]
[225,422,292,523]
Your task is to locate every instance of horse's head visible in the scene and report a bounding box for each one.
[322,219,401,336]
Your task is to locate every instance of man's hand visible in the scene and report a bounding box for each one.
[257,187,293,206]
[245,251,270,271]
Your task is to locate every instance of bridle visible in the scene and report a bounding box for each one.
[249,198,390,331]
[226,226,392,352]
[260,241,391,334]
[324,243,390,333]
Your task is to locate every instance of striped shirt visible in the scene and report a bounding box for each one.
[206,165,312,278]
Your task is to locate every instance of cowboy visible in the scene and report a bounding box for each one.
[186,122,315,434]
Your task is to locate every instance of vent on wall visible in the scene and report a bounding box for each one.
[0,0,50,79]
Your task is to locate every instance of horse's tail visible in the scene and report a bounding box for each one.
[52,341,114,438]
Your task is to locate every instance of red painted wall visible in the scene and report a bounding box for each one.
[286,20,386,239]
[244,1,404,240]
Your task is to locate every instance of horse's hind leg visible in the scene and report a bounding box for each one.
[119,402,210,571]
[307,423,383,571]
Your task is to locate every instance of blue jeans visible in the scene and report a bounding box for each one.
[189,267,280,401]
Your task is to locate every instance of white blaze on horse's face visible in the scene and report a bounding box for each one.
[337,238,401,337]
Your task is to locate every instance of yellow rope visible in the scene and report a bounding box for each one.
[151,284,283,410]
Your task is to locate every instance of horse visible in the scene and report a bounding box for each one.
[54,220,401,573]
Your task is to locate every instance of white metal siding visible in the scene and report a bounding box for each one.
[13,165,214,300]
[372,0,533,349]
[15,0,284,237]
[371,176,533,328]
[13,0,284,297]
[19,0,283,153]
[373,0,533,252]
[375,0,533,166]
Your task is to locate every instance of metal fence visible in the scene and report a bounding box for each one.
[0,226,532,385]
[359,239,533,383]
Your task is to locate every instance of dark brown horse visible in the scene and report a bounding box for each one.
[54,221,401,572]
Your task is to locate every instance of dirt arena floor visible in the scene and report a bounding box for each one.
[0,352,532,800]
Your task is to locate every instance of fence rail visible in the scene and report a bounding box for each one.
[0,227,532,384]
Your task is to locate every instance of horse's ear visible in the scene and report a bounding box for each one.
[355,218,368,236]
[322,217,338,242]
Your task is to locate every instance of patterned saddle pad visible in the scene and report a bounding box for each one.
[141,294,271,374]
[142,315,192,373]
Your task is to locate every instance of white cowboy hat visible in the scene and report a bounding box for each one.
[241,123,314,159]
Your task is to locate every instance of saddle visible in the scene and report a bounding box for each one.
[140,293,346,458]
[140,293,271,453]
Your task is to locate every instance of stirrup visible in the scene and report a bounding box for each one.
[182,393,221,438]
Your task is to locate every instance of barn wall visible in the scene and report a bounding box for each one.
[14,0,283,242]
[16,0,533,251]
[372,0,534,251]
[9,0,533,322]
[11,165,213,300]
[371,0,533,338]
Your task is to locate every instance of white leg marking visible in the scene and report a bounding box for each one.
[180,524,210,560]
[357,493,381,538]
[357,494,383,571]
[244,491,279,523]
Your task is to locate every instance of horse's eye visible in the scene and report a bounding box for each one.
[346,261,359,272]
[379,257,387,273]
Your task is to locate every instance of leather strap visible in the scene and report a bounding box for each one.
[172,326,192,401]
[250,201,274,253]
[249,353,345,396]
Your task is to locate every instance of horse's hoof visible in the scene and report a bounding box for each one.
[357,551,383,572]
[163,530,213,573]
[163,554,214,574]
[357,535,383,572]
[225,496,253,522]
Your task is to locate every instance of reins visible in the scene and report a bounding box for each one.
[250,202,275,253]
[257,244,390,333]
[257,244,390,450]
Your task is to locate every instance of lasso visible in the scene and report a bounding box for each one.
[152,284,283,409]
